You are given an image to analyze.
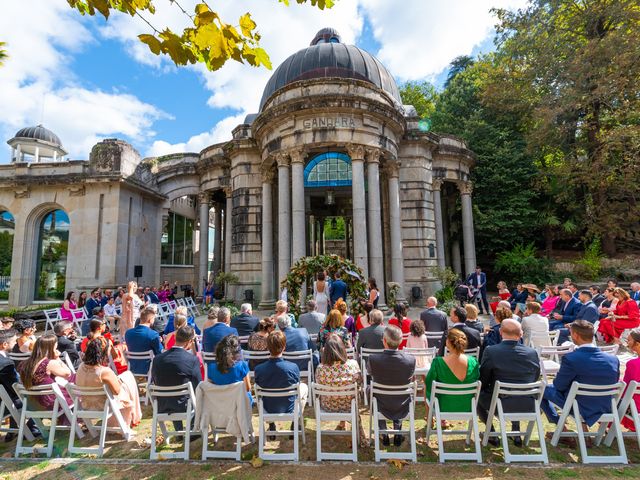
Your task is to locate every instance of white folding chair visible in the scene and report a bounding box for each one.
[404,347,436,402]
[537,344,574,382]
[66,383,134,456]
[359,347,384,406]
[598,344,620,355]
[243,351,271,400]
[8,352,31,364]
[481,381,548,463]
[528,330,558,348]
[312,382,359,462]
[168,300,178,312]
[186,296,201,317]
[369,381,417,462]
[176,298,187,308]
[158,302,171,323]
[148,383,196,460]
[197,381,253,460]
[238,335,250,348]
[202,352,216,382]
[255,383,306,461]
[0,385,34,441]
[71,308,89,334]
[13,382,84,457]
[425,331,445,348]
[43,308,61,333]
[426,381,483,463]
[61,351,76,374]
[126,350,154,405]
[282,349,314,407]
[444,346,480,359]
[309,334,319,344]
[345,345,356,360]
[606,380,640,448]
[550,382,627,464]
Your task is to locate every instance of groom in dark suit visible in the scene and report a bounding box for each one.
[467,266,489,314]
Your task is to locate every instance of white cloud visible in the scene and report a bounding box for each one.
[0,0,168,160]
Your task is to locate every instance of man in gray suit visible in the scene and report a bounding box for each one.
[297,299,325,335]
[368,325,416,446]
[419,297,448,347]
[356,309,386,351]
[478,319,540,446]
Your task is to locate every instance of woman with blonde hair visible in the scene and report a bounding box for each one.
[318,309,350,349]
[120,281,143,338]
[489,281,511,314]
[464,304,483,332]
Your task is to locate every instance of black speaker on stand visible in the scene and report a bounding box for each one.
[134,265,143,285]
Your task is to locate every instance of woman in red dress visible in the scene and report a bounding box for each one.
[355,302,374,331]
[598,288,640,344]
[388,303,412,349]
[489,281,511,314]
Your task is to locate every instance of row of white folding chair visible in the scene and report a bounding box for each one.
[425,331,445,346]
[8,351,31,364]
[148,383,197,460]
[185,296,201,317]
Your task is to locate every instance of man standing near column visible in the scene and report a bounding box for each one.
[467,266,489,315]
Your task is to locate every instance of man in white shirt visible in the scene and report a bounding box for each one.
[103,296,121,332]
[521,302,550,347]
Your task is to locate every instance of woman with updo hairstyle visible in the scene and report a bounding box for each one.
[334,298,356,342]
[247,316,276,369]
[424,328,479,409]
[164,314,187,349]
[13,318,36,353]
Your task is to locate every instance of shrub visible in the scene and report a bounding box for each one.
[437,299,457,315]
[386,282,401,310]
[574,238,604,281]
[495,243,554,285]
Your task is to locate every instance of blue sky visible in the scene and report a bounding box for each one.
[0,0,527,161]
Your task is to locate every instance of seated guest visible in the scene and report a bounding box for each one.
[13,319,36,353]
[568,282,580,299]
[508,284,528,312]
[124,308,163,375]
[355,302,374,331]
[541,321,619,436]
[334,299,356,342]
[426,328,480,415]
[489,281,511,314]
[356,309,386,351]
[368,325,416,446]
[103,296,121,333]
[277,314,317,370]
[464,304,484,333]
[521,302,550,347]
[202,307,238,353]
[598,287,618,319]
[151,326,202,432]
[388,303,412,349]
[497,300,521,323]
[420,297,448,338]
[231,303,260,337]
[18,334,74,411]
[76,338,141,429]
[576,290,599,324]
[298,300,325,335]
[0,317,15,331]
[255,331,309,437]
[207,335,252,405]
[439,306,481,355]
[598,288,640,345]
[406,319,429,369]
[80,318,112,353]
[275,300,297,328]
[0,329,41,441]
[54,320,80,366]
[203,305,220,330]
[318,309,350,350]
[484,307,512,349]
[247,317,277,369]
[164,314,187,349]
[607,279,619,289]
[590,285,606,307]
[622,329,640,431]
[203,282,215,306]
[478,319,540,446]
[540,285,560,316]
[315,333,361,431]
[549,289,581,331]
[83,289,102,336]
[164,305,201,336]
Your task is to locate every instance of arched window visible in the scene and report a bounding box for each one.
[35,210,69,301]
[0,211,14,299]
[304,152,352,187]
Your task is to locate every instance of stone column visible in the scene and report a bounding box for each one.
[259,167,276,309]
[277,153,291,287]
[459,181,477,276]
[213,204,222,275]
[366,148,385,304]
[451,239,462,276]
[224,187,232,275]
[310,216,316,256]
[387,160,405,299]
[198,192,210,297]
[432,179,446,269]
[348,144,368,277]
[318,218,325,254]
[290,149,306,264]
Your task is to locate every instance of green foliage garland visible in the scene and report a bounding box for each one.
[281,254,367,317]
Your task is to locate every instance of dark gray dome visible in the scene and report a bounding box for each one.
[259,28,401,110]
[13,124,62,147]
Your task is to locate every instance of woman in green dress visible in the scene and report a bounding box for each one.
[425,328,480,420]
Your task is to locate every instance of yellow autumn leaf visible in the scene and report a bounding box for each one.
[386,458,408,470]
[193,24,225,59]
[250,455,264,468]
[239,13,257,37]
[138,34,161,55]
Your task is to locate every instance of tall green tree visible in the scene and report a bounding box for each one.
[0,42,7,67]
[489,0,640,255]
[399,81,437,120]
[431,57,539,259]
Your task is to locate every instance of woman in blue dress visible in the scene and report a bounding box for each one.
[207,334,253,405]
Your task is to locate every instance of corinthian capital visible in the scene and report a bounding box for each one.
[365,147,381,164]
[385,159,400,178]
[261,165,276,183]
[275,152,289,167]
[346,144,365,161]
[197,192,210,204]
[288,148,305,164]
[457,181,473,195]
[432,179,443,191]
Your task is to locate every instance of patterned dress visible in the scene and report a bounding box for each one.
[314,359,361,412]
[317,326,350,350]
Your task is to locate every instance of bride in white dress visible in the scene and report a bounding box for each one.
[313,272,330,315]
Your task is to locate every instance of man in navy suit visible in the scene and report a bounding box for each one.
[541,320,619,435]
[124,308,163,374]
[466,266,489,314]
[276,314,318,370]
[549,289,581,330]
[230,303,260,337]
[557,290,600,344]
[329,272,348,309]
[202,307,238,353]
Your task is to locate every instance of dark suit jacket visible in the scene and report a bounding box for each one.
[552,346,619,426]
[467,272,487,292]
[151,347,202,413]
[0,353,19,402]
[419,308,448,332]
[479,340,540,413]
[592,294,606,307]
[559,297,581,324]
[329,280,348,306]
[124,325,163,374]
[439,323,481,356]
[202,323,238,353]
[282,326,316,370]
[56,334,80,366]
[576,301,599,324]
[368,350,416,421]
[255,357,300,413]
[230,313,260,337]
[356,324,385,351]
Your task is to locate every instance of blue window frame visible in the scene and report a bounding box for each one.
[304,152,352,187]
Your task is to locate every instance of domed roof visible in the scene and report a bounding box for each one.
[259,28,401,110]
[13,124,62,147]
